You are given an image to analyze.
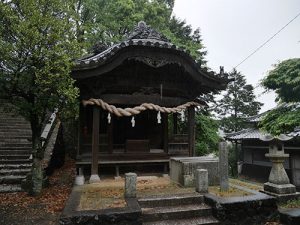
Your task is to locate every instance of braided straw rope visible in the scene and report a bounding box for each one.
[82,98,202,117]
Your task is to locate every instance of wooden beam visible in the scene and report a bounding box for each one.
[188,106,195,157]
[163,113,168,153]
[90,106,100,182]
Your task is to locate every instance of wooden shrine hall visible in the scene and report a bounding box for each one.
[72,21,230,181]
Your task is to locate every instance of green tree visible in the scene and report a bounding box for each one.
[75,0,206,65]
[216,69,263,133]
[195,112,219,156]
[0,0,80,195]
[260,58,300,135]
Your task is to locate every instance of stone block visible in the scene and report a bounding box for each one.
[125,172,137,198]
[195,169,208,193]
[170,156,219,187]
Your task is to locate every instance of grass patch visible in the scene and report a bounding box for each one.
[78,176,194,210]
[209,186,252,197]
[229,178,263,191]
[280,199,300,208]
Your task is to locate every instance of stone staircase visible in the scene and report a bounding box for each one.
[0,108,32,192]
[138,193,219,225]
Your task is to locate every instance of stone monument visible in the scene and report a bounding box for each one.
[260,134,298,199]
[124,172,137,198]
[195,169,208,193]
[219,141,229,191]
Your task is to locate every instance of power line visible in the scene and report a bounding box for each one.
[234,11,300,69]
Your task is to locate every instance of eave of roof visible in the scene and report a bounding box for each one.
[72,22,231,89]
[225,127,300,141]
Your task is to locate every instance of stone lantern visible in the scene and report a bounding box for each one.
[260,134,296,195]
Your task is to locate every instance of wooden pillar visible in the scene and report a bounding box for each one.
[90,106,100,183]
[163,113,168,153]
[108,113,113,154]
[173,113,178,135]
[76,105,82,159]
[188,106,195,157]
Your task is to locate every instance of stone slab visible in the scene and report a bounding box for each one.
[280,208,300,225]
[264,182,296,194]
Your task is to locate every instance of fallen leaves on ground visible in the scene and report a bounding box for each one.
[0,158,76,225]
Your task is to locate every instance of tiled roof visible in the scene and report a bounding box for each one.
[226,127,300,141]
[226,128,268,140]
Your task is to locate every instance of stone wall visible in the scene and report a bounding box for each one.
[204,188,278,225]
[170,156,219,187]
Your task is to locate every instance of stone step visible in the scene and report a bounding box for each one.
[142,204,212,222]
[0,143,32,147]
[0,138,31,143]
[143,216,219,225]
[0,155,30,160]
[0,175,26,184]
[0,159,32,164]
[0,135,31,139]
[0,168,31,176]
[0,150,31,155]
[139,193,204,208]
[0,131,31,136]
[0,184,23,193]
[0,126,31,130]
[0,120,29,124]
[0,146,31,151]
[0,117,27,122]
[0,163,32,169]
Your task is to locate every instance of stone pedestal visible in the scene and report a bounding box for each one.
[125,173,137,198]
[75,168,85,185]
[89,174,101,183]
[195,169,208,193]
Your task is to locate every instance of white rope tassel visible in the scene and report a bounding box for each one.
[131,116,135,127]
[107,113,111,124]
[157,111,161,124]
[180,110,185,122]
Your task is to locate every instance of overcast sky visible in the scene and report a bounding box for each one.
[173,0,300,112]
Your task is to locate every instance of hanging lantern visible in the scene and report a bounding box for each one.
[157,111,161,124]
[107,113,111,124]
[180,110,185,122]
[131,116,135,127]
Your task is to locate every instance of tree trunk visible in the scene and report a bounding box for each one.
[31,156,43,196]
[30,116,43,196]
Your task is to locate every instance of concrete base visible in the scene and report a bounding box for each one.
[170,156,219,187]
[75,175,85,186]
[260,190,300,203]
[89,174,101,183]
[264,182,296,194]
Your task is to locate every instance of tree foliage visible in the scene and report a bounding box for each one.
[0,0,80,195]
[216,69,263,133]
[260,58,300,135]
[75,0,206,65]
[195,112,220,156]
